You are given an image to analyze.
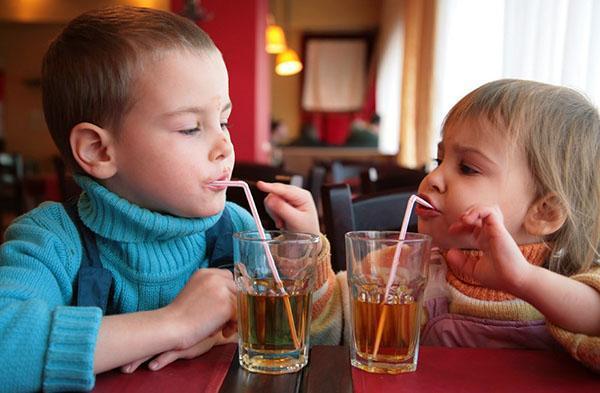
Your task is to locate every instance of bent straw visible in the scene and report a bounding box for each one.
[209,180,301,349]
[371,195,432,357]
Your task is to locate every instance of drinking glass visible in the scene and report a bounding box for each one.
[233,230,319,374]
[346,231,431,373]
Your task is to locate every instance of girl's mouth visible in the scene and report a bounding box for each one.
[415,203,441,218]
[415,195,441,218]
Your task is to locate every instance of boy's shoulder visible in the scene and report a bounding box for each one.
[1,201,84,278]
[6,201,81,248]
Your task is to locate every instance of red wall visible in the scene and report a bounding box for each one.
[171,0,270,162]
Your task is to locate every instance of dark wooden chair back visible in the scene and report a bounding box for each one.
[232,162,304,188]
[228,162,304,229]
[0,152,25,216]
[330,160,368,184]
[321,183,419,272]
[306,164,327,216]
[360,165,426,194]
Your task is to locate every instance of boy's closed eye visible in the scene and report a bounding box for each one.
[179,123,202,135]
[179,122,229,135]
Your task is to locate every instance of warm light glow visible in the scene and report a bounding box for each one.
[265,24,287,54]
[129,0,170,8]
[275,49,303,76]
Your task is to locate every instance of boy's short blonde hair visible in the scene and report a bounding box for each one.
[443,79,600,275]
[42,6,217,172]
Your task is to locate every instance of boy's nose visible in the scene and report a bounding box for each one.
[209,132,233,161]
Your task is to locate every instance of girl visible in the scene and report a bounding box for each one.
[416,79,600,371]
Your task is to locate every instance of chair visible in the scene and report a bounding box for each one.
[228,162,304,230]
[232,162,304,188]
[330,160,368,183]
[0,153,25,236]
[360,165,426,194]
[0,152,25,214]
[306,163,327,216]
[321,183,419,272]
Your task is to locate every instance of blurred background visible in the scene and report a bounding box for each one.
[0,0,598,229]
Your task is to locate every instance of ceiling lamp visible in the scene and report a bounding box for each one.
[265,15,286,54]
[275,48,303,76]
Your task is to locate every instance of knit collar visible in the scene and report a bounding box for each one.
[74,175,221,242]
[443,242,552,301]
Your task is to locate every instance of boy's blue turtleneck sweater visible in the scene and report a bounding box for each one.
[0,176,255,392]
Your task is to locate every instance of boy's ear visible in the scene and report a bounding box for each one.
[70,122,117,179]
[524,193,567,237]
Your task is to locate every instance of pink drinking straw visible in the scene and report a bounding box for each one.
[209,180,301,348]
[372,195,432,356]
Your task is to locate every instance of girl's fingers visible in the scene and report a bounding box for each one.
[264,193,299,220]
[257,181,311,208]
[446,248,475,277]
[448,222,471,234]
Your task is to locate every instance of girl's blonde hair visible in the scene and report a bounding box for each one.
[443,79,600,275]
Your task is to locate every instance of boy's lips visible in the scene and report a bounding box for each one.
[206,174,231,190]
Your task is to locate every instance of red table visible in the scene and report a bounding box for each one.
[352,346,599,393]
[93,345,599,392]
[93,343,236,393]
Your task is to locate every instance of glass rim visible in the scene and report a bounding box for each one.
[234,229,320,244]
[345,231,431,243]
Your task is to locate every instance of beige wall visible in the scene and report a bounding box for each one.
[270,0,381,141]
[0,1,169,172]
[0,0,169,23]
[0,0,382,170]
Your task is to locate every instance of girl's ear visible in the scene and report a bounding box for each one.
[524,193,567,236]
[70,122,118,179]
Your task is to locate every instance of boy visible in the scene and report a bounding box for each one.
[0,6,340,391]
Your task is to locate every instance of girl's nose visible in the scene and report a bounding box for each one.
[422,166,445,193]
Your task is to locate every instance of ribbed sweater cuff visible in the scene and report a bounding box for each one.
[314,234,332,289]
[43,306,102,392]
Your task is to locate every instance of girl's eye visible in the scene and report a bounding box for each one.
[459,162,479,175]
[220,122,229,131]
[433,158,442,167]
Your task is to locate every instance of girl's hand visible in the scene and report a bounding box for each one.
[121,329,238,373]
[446,204,534,295]
[256,181,320,236]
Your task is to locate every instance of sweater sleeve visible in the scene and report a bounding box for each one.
[546,266,600,372]
[0,203,102,392]
[309,234,343,345]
